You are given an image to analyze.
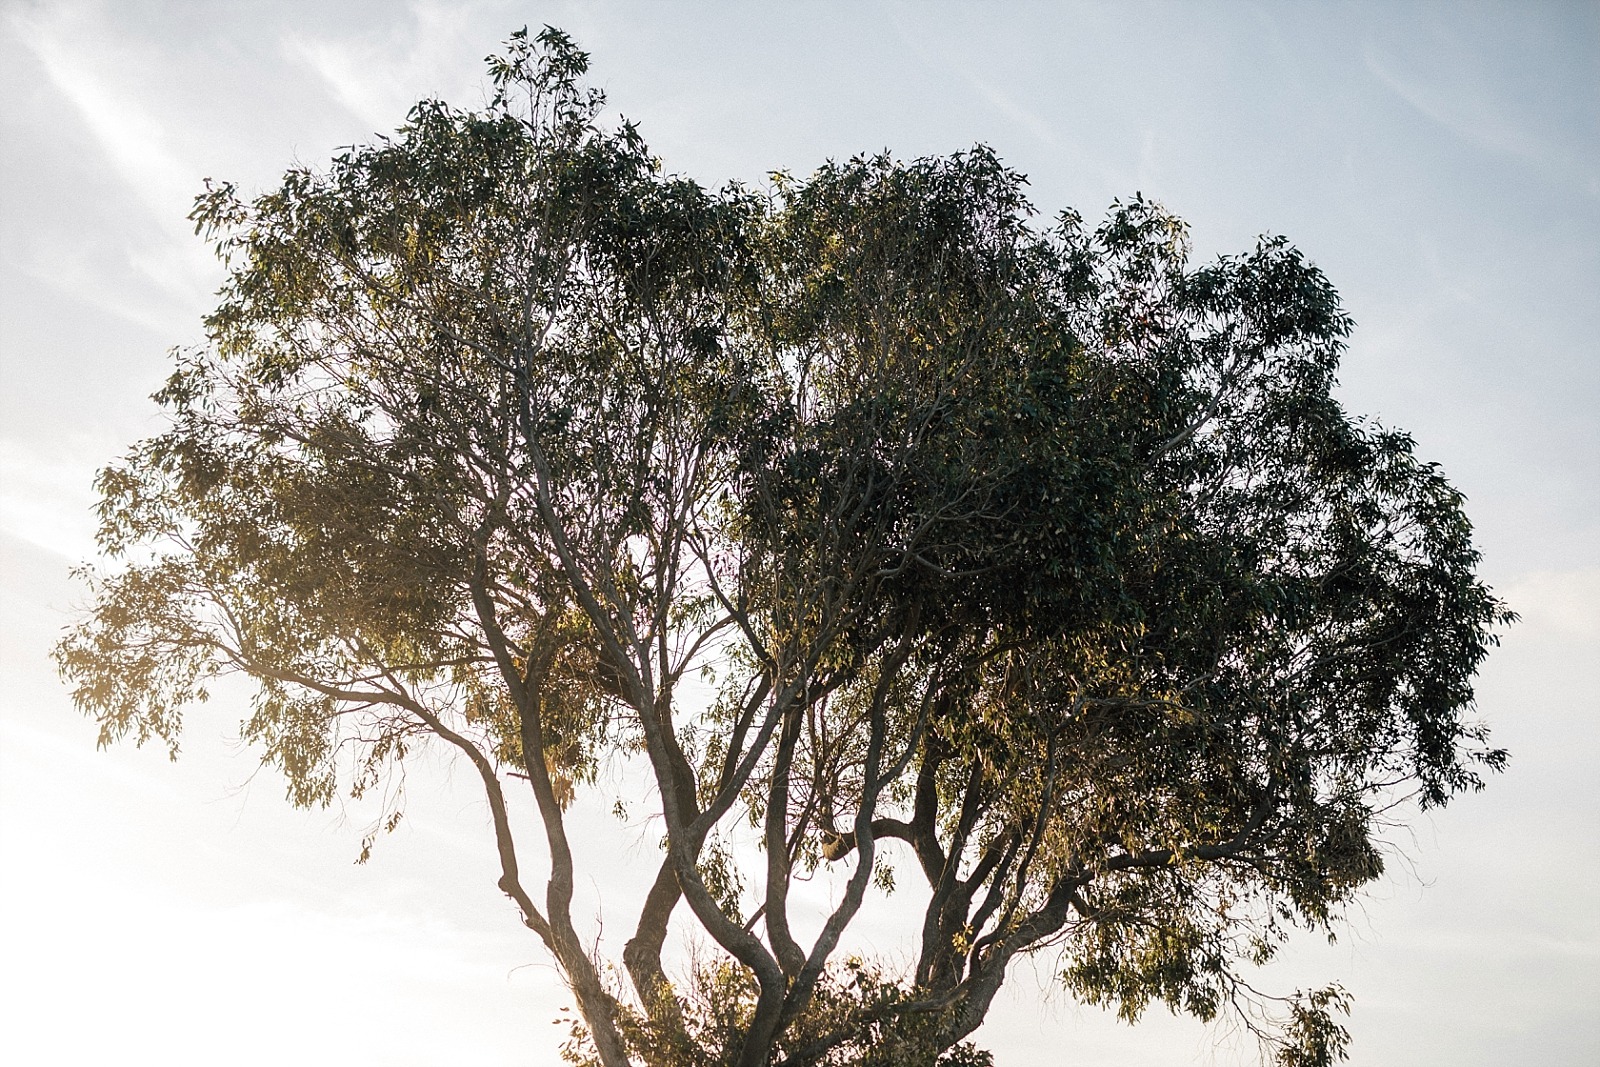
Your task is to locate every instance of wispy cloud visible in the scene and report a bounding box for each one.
[1363,43,1594,200]
[0,437,102,562]
[8,4,216,319]
[286,35,412,134]
[964,76,1062,150]
[12,6,197,220]
[14,238,200,335]
[883,3,1063,153]
[1500,567,1600,643]
[283,0,493,134]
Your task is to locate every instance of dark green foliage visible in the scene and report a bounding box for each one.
[57,28,1505,1067]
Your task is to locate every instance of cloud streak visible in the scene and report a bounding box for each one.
[282,0,495,135]
[12,5,197,220]
[1363,43,1596,199]
[8,4,217,319]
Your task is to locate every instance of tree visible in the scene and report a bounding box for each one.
[57,28,1507,1067]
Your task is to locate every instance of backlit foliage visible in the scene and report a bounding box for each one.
[58,28,1506,1067]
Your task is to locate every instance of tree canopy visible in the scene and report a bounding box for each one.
[58,28,1507,1067]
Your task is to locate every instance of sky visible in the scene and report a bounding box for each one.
[1,1,1596,1064]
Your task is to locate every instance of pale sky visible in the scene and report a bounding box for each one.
[1,2,1596,1065]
